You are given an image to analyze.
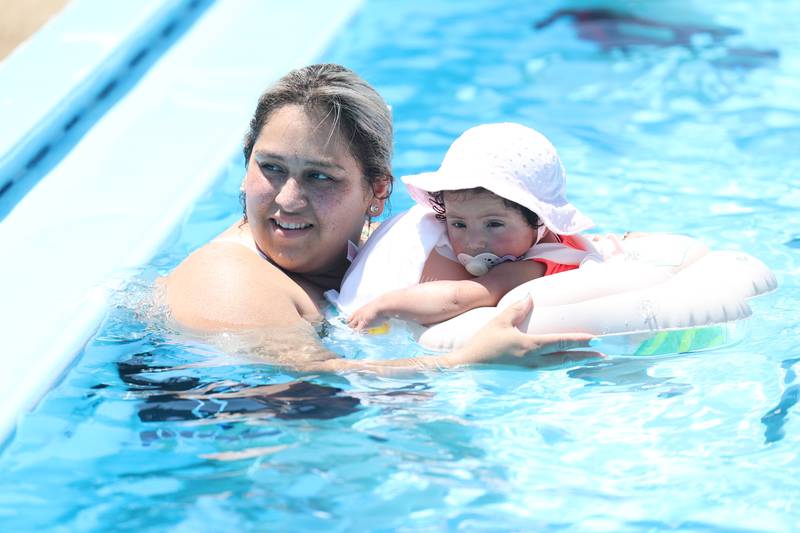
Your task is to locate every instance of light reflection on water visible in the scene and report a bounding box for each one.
[1,1,799,531]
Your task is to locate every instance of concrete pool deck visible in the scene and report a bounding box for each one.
[0,0,70,60]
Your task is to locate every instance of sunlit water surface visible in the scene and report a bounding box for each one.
[1,1,799,531]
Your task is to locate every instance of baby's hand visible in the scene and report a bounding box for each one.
[347,301,386,331]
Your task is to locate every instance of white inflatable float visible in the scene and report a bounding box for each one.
[326,206,776,356]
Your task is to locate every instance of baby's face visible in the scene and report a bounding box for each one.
[443,190,537,259]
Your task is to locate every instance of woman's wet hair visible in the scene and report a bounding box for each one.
[241,64,394,220]
[429,187,543,229]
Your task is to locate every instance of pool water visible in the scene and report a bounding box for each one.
[2,0,799,530]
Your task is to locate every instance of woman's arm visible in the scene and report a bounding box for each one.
[164,244,593,376]
[348,259,547,328]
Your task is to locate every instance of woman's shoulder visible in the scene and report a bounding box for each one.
[162,226,320,331]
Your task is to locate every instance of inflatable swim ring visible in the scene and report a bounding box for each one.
[326,206,776,356]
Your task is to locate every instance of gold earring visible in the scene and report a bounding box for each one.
[369,204,380,215]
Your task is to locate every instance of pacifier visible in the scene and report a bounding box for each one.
[457,252,517,276]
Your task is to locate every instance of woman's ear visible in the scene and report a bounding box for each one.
[371,175,392,200]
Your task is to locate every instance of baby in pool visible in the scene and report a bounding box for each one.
[348,122,595,330]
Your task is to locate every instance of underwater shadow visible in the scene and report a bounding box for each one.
[115,352,362,424]
[568,356,691,397]
[761,357,800,444]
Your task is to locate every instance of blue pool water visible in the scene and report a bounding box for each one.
[2,0,799,530]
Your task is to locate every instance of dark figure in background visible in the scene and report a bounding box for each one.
[534,8,778,69]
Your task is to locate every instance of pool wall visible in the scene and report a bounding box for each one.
[0,0,364,444]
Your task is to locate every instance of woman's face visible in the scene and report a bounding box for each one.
[244,105,380,275]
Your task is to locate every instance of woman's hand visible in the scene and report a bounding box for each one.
[445,296,601,368]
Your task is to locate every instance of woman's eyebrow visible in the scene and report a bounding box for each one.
[306,159,346,171]
[253,150,345,171]
[253,150,283,161]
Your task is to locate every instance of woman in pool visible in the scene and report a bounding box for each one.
[162,64,593,374]
[348,122,594,330]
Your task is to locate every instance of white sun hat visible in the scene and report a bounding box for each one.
[401,122,594,235]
